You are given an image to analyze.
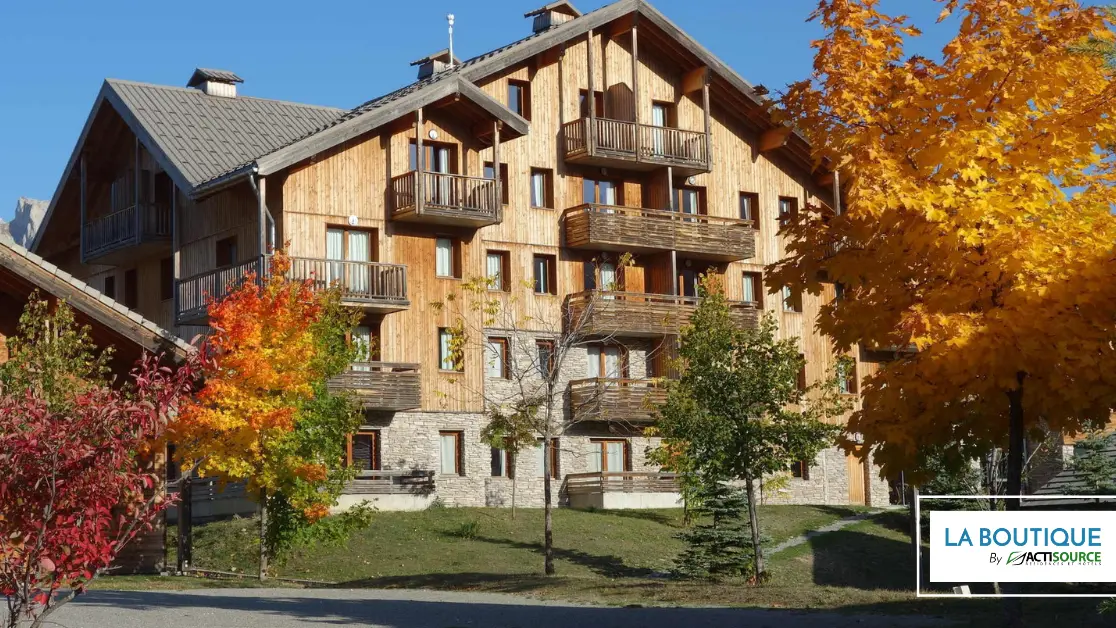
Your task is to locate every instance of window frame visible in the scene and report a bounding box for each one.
[104,275,116,300]
[674,185,706,215]
[438,327,463,372]
[582,176,623,206]
[529,168,554,209]
[215,235,238,268]
[742,271,763,308]
[491,443,515,478]
[579,89,605,118]
[532,254,558,295]
[782,285,803,313]
[439,430,465,476]
[797,355,808,392]
[791,460,811,480]
[837,360,858,395]
[739,192,760,229]
[778,196,799,228]
[486,336,511,380]
[435,237,462,279]
[536,339,555,378]
[586,342,628,379]
[123,268,138,310]
[483,161,510,204]
[346,430,381,473]
[536,438,560,479]
[507,79,531,120]
[485,250,511,292]
[590,438,631,473]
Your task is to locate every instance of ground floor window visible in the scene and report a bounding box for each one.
[536,438,560,478]
[790,460,810,480]
[588,439,629,473]
[440,431,464,475]
[347,431,381,472]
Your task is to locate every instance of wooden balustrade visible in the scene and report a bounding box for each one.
[328,362,421,411]
[345,469,436,495]
[562,117,711,173]
[390,170,500,226]
[81,203,172,261]
[569,377,667,423]
[565,471,682,495]
[563,204,755,262]
[566,290,758,337]
[175,256,409,324]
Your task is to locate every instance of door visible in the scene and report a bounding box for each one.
[352,325,373,371]
[587,344,624,380]
[676,187,700,222]
[583,178,619,211]
[651,103,668,155]
[678,268,699,298]
[847,448,867,505]
[411,142,453,205]
[599,262,617,294]
[326,228,373,296]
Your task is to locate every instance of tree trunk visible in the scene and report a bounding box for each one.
[177,476,193,573]
[512,467,518,520]
[258,489,269,582]
[744,476,767,581]
[542,437,555,575]
[1002,377,1026,628]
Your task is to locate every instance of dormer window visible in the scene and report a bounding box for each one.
[524,1,581,34]
[410,49,461,80]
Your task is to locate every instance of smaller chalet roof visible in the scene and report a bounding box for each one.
[0,239,192,361]
[187,68,245,86]
[410,49,462,67]
[524,1,581,17]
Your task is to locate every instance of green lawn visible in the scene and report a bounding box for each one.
[96,506,1113,626]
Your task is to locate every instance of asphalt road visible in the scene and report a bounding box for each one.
[46,588,957,628]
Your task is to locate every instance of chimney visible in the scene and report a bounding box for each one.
[524,1,581,34]
[187,68,244,98]
[410,49,460,81]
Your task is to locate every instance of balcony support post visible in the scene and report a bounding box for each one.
[702,69,712,167]
[493,120,502,221]
[172,184,179,328]
[586,29,596,158]
[415,107,424,217]
[631,16,640,157]
[79,153,86,261]
[134,137,142,243]
[833,168,842,216]
[257,176,267,258]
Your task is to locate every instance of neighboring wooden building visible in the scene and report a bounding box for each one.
[33,0,889,508]
[0,238,192,572]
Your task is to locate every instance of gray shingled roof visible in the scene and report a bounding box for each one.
[1027,439,1116,506]
[106,79,343,190]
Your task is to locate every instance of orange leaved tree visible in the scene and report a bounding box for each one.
[770,0,1116,504]
[170,252,361,578]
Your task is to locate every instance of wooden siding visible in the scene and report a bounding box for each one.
[563,203,754,261]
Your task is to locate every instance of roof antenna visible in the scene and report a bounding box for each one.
[447,14,456,69]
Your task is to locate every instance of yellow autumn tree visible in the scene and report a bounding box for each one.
[769,0,1116,499]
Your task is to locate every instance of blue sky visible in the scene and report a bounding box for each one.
[0,0,983,220]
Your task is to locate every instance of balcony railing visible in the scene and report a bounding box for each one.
[563,204,755,262]
[328,362,421,411]
[390,170,500,226]
[566,290,759,337]
[566,472,682,496]
[344,470,435,496]
[82,203,172,262]
[562,117,710,173]
[569,377,667,424]
[175,256,409,325]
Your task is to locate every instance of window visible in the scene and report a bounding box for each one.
[834,282,846,304]
[674,186,705,215]
[160,257,174,301]
[438,328,462,371]
[790,460,810,480]
[589,439,630,473]
[582,177,620,206]
[491,445,514,478]
[579,89,605,118]
[533,254,557,295]
[486,250,511,291]
[536,340,555,378]
[797,355,807,392]
[678,267,699,298]
[536,438,560,479]
[530,168,553,209]
[483,161,510,203]
[435,237,461,278]
[215,235,238,267]
[346,431,380,472]
[778,196,799,228]
[439,431,464,475]
[507,79,531,120]
[837,360,857,394]
[742,272,762,307]
[410,140,455,174]
[486,337,510,379]
[782,286,803,313]
[739,192,760,229]
[123,268,138,309]
[103,275,116,300]
[586,344,624,379]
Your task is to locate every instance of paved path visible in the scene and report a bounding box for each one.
[767,512,878,556]
[50,588,955,628]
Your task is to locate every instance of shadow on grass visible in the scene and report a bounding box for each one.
[464,534,657,578]
[571,507,682,527]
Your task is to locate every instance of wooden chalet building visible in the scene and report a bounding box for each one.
[32,0,889,508]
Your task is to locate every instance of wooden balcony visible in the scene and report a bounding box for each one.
[565,290,759,338]
[328,362,421,411]
[81,203,171,265]
[175,256,409,325]
[563,204,755,262]
[344,469,435,495]
[569,377,666,424]
[566,472,682,510]
[562,117,710,176]
[391,170,500,227]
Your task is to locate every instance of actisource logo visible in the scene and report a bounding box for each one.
[987,551,1103,567]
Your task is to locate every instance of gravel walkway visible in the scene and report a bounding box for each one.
[49,587,955,628]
